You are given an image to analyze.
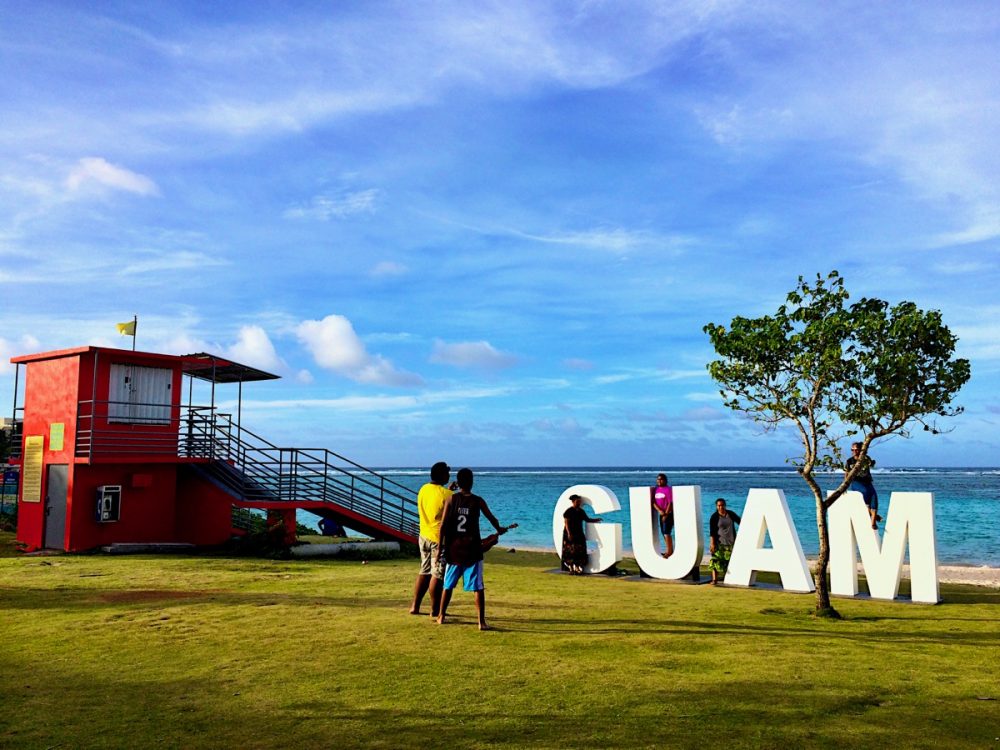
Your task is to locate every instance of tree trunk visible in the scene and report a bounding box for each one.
[813,489,840,618]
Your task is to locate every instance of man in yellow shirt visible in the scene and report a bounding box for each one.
[409,461,454,617]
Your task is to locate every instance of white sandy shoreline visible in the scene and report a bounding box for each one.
[914,564,1000,588]
[506,546,1000,588]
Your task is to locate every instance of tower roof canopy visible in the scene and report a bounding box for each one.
[181,352,281,383]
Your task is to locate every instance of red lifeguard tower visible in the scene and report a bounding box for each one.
[8,346,417,552]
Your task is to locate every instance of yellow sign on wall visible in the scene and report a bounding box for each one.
[21,435,44,503]
[49,422,65,452]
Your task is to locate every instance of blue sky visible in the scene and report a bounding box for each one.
[2,1,998,467]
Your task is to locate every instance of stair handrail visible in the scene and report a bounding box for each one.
[212,413,416,500]
[200,410,418,536]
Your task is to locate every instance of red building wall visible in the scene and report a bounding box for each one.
[67,464,179,551]
[16,354,81,551]
[176,468,241,546]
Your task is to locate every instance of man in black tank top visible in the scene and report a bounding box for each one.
[436,468,508,630]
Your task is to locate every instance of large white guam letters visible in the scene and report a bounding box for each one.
[552,485,623,574]
[629,486,704,579]
[829,491,939,604]
[550,484,940,604]
[724,488,815,592]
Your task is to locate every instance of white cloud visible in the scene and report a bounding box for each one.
[153,333,215,357]
[295,369,314,384]
[593,368,708,387]
[132,3,720,140]
[933,259,994,275]
[283,189,380,221]
[681,406,728,422]
[296,314,422,386]
[685,392,722,402]
[687,4,1000,245]
[430,339,518,370]
[530,417,587,435]
[226,325,286,373]
[118,250,228,276]
[655,369,710,382]
[594,374,633,385]
[180,89,420,137]
[953,315,1000,361]
[0,335,41,374]
[521,227,687,254]
[370,261,409,278]
[468,223,692,255]
[65,157,159,196]
[225,384,515,414]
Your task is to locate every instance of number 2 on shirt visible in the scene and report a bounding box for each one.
[456,514,467,533]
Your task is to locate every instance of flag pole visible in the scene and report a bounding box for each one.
[132,315,137,351]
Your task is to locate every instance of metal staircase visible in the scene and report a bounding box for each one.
[183,409,418,543]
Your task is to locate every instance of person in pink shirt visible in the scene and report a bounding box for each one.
[650,473,673,558]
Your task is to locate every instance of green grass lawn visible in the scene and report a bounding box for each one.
[1,531,998,749]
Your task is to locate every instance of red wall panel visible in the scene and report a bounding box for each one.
[176,469,238,546]
[16,355,80,551]
[68,464,179,551]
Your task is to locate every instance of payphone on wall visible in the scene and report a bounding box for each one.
[96,485,122,523]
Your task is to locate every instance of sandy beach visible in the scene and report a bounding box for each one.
[512,547,1000,588]
[927,564,1000,588]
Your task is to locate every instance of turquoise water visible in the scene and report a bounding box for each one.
[354,467,1000,567]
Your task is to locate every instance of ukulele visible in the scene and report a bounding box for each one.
[481,523,518,552]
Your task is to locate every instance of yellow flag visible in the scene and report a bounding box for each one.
[116,320,136,336]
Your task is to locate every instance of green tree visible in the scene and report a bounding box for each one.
[704,271,970,616]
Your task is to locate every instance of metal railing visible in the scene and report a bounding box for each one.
[75,400,200,458]
[5,410,23,460]
[13,399,418,539]
[200,413,418,539]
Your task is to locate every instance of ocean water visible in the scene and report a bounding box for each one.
[364,467,1000,567]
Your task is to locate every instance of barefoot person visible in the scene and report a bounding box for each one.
[409,461,455,617]
[650,473,673,558]
[561,493,602,574]
[846,442,881,530]
[708,498,741,585]
[436,468,509,630]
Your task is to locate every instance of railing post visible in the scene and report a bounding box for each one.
[323,450,329,502]
[209,410,216,461]
[278,449,284,502]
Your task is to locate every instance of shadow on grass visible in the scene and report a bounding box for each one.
[489,615,1000,644]
[940,588,1000,604]
[1,663,994,750]
[3,580,998,647]
[0,585,408,613]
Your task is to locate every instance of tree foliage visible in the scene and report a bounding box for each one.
[704,271,970,613]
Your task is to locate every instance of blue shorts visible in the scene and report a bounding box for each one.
[659,512,674,535]
[443,561,484,592]
[850,481,878,512]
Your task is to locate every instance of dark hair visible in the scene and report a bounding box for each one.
[569,494,582,503]
[457,467,474,491]
[430,461,450,484]
[716,497,726,505]
[657,473,668,482]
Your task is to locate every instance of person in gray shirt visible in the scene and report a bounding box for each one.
[708,498,741,585]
